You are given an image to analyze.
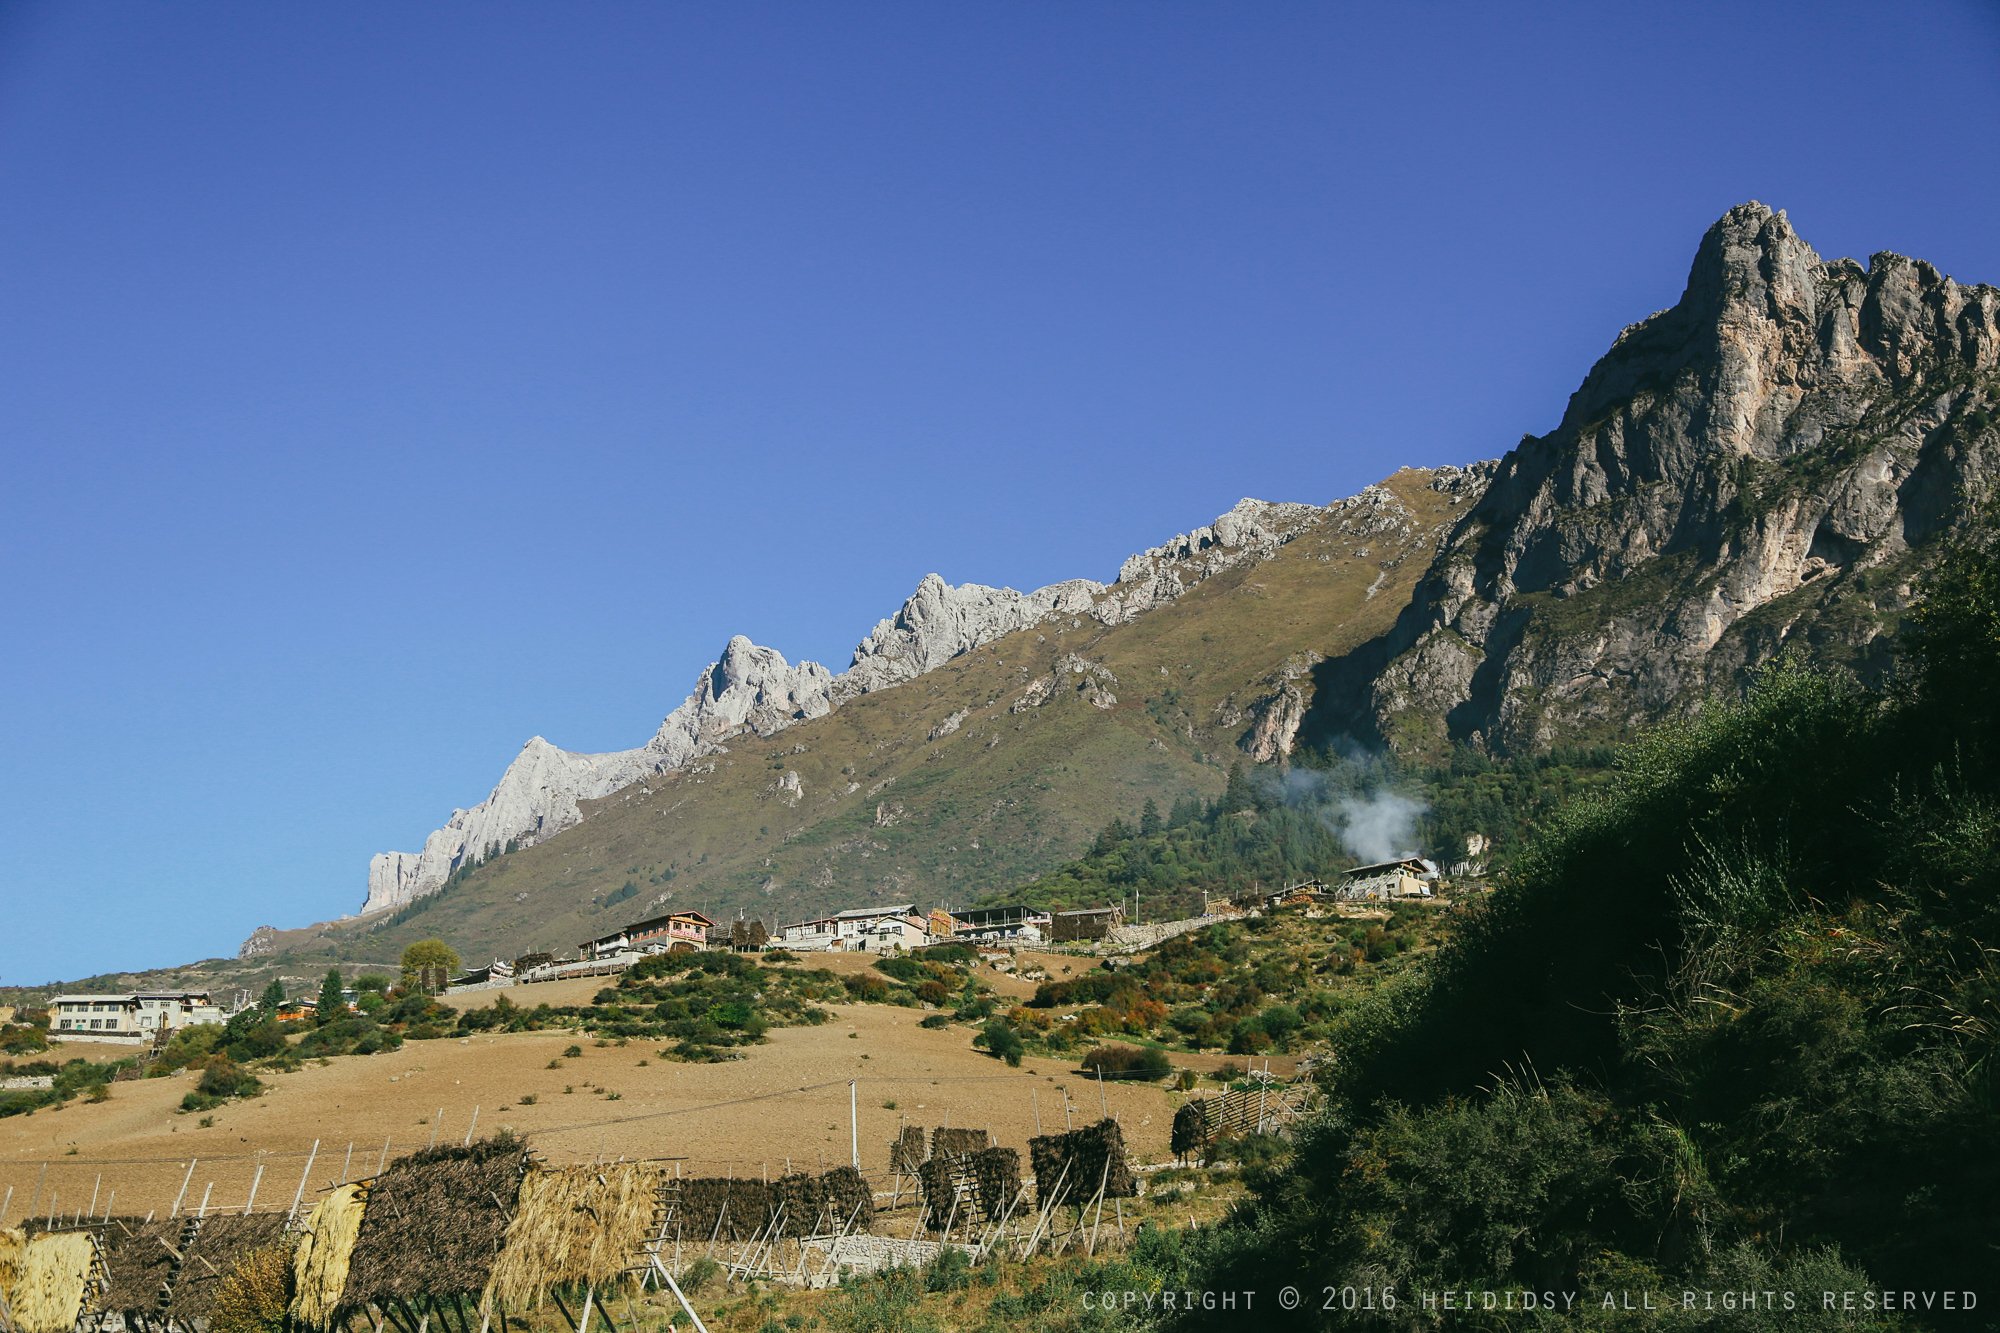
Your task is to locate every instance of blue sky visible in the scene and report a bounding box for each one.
[4,2,1998,983]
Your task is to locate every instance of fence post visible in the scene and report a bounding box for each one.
[289,1140,321,1223]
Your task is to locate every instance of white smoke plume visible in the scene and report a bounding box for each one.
[1330,790,1427,863]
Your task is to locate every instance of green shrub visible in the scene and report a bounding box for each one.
[1080,1043,1171,1081]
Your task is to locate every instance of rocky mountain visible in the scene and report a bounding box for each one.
[240,468,1480,964]
[1304,203,2000,756]
[227,202,2000,977]
[359,493,1395,916]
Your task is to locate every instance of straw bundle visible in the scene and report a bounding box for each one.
[916,1158,960,1232]
[344,1137,528,1306]
[170,1215,296,1324]
[97,1218,190,1314]
[291,1185,367,1329]
[484,1163,664,1311]
[969,1147,1023,1221]
[820,1167,873,1232]
[0,1226,25,1304]
[889,1126,926,1174]
[11,1231,98,1333]
[1028,1119,1136,1203]
[770,1174,827,1236]
[930,1126,989,1159]
[665,1178,771,1245]
[1171,1100,1215,1162]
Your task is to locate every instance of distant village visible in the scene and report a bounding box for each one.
[40,857,1446,1040]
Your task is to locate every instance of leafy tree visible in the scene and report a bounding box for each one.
[400,940,460,996]
[315,969,345,1026]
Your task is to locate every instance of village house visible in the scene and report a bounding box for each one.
[47,991,225,1044]
[1335,858,1438,901]
[776,904,929,953]
[582,909,718,959]
[1049,905,1125,943]
[947,904,1051,944]
[1238,879,1329,912]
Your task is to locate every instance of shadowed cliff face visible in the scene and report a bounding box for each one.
[1303,202,2000,756]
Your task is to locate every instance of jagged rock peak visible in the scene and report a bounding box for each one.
[1304,203,2000,757]
[837,572,1105,698]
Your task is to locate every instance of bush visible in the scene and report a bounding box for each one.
[1080,1044,1172,1081]
[181,1056,262,1112]
[976,1019,1025,1067]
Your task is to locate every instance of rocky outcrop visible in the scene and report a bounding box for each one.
[1091,499,1322,624]
[837,574,1104,699]
[1240,652,1326,762]
[1304,203,2000,756]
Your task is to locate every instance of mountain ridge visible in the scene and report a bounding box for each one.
[358,492,1410,916]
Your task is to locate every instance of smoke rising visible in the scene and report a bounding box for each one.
[1255,756,1429,863]
[1330,790,1427,863]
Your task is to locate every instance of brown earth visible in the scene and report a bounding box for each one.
[0,1004,1180,1222]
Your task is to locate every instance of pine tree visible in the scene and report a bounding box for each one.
[1139,797,1164,837]
[258,978,285,1013]
[315,969,345,1026]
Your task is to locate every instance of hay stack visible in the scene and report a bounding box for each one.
[208,1243,294,1333]
[930,1126,989,1159]
[170,1214,295,1325]
[916,1158,959,1232]
[819,1167,873,1232]
[889,1126,925,1174]
[345,1137,528,1307]
[770,1174,827,1236]
[11,1231,98,1333]
[666,1178,771,1244]
[970,1147,1023,1221]
[0,1226,25,1304]
[97,1218,190,1315]
[1028,1119,1136,1203]
[484,1163,664,1311]
[291,1185,367,1329]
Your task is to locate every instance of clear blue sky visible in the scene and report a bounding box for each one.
[4,2,1998,984]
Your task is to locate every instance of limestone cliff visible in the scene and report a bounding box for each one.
[1304,203,2000,755]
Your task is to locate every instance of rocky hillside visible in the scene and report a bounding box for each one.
[220,202,2000,980]
[241,468,1483,966]
[1303,202,2000,756]
[357,494,1422,916]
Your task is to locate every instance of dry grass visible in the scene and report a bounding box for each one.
[209,1243,294,1333]
[12,1231,98,1333]
[484,1163,663,1311]
[0,1226,24,1304]
[291,1184,366,1329]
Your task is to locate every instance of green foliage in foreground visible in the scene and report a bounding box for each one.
[1169,524,2000,1329]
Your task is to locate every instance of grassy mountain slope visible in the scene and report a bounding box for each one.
[247,469,1476,971]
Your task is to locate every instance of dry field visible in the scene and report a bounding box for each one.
[0,1002,1180,1222]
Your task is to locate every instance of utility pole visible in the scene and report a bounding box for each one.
[849,1081,860,1170]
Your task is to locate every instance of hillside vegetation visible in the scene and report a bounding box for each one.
[238,472,1472,975]
[1156,518,2000,1327]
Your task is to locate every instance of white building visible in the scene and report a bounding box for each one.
[776,904,930,953]
[1336,858,1439,901]
[48,991,225,1044]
